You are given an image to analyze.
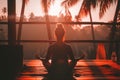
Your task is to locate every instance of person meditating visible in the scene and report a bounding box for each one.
[36,23,84,80]
[43,23,76,79]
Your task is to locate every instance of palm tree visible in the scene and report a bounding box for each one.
[2,7,7,14]
[61,0,117,59]
[17,0,55,45]
[79,0,100,58]
[17,0,29,45]
[61,0,79,22]
[61,0,97,58]
[29,12,35,21]
[108,0,120,60]
[78,0,117,19]
[80,0,118,59]
[2,7,7,19]
[41,0,52,44]
[99,0,117,18]
[17,0,54,44]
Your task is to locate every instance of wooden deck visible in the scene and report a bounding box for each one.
[16,60,120,80]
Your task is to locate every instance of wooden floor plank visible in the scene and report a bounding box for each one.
[16,60,120,80]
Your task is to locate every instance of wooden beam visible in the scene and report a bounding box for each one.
[0,22,120,25]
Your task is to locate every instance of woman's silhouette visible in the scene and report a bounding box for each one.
[42,23,76,80]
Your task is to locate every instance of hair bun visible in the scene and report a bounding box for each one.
[55,23,65,38]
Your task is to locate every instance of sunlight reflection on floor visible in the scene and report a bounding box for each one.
[16,60,120,80]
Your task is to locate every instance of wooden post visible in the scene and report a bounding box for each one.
[8,0,16,45]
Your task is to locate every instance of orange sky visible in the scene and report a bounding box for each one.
[0,0,117,22]
[16,0,117,22]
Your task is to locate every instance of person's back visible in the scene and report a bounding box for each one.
[49,43,73,65]
[46,44,76,80]
[42,23,76,80]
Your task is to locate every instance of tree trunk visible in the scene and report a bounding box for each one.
[89,9,96,59]
[108,0,120,60]
[44,1,52,44]
[45,14,52,44]
[17,0,26,45]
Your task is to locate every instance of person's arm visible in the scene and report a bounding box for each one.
[42,47,52,70]
[68,46,76,69]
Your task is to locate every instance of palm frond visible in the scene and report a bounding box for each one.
[61,0,69,7]
[41,0,48,12]
[78,0,116,19]
[48,0,55,5]
[77,0,90,18]
[78,1,89,18]
[99,0,117,18]
[90,0,98,9]
[68,0,79,7]
[78,0,98,18]
[61,0,79,7]
[41,0,55,13]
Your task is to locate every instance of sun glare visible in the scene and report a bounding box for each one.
[26,0,43,17]
[48,0,62,16]
[24,0,83,21]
